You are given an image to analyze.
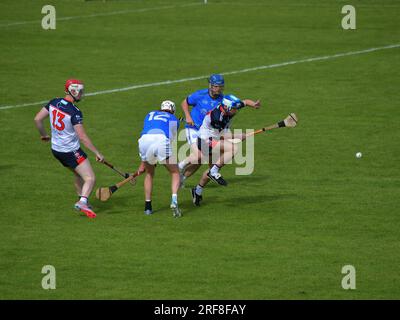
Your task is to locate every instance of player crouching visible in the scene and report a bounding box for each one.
[138,100,182,217]
[179,95,246,206]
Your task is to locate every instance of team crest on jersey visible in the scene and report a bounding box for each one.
[202,99,209,105]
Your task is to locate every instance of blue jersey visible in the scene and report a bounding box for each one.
[185,89,224,129]
[140,110,180,139]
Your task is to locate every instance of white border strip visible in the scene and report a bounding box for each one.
[1,43,399,111]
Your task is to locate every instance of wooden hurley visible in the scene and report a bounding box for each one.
[95,174,137,202]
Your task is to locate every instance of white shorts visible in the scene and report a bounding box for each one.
[185,128,199,145]
[138,134,172,164]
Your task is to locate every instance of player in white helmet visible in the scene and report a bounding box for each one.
[138,100,182,217]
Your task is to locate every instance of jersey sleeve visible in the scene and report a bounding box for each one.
[71,110,83,126]
[210,110,224,131]
[43,99,53,111]
[186,90,201,106]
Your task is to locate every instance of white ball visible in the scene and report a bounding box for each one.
[356,152,362,158]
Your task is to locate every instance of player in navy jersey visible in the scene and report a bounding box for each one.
[34,79,104,218]
[179,74,261,185]
[137,100,182,217]
[180,95,248,206]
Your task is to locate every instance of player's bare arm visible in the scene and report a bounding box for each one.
[34,107,50,141]
[181,99,194,126]
[221,131,247,142]
[74,124,104,162]
[243,99,261,109]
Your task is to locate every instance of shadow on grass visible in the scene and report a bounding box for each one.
[212,193,300,206]
[0,165,15,171]
[183,174,272,190]
[92,194,133,214]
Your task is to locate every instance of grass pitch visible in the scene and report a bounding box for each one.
[0,0,399,299]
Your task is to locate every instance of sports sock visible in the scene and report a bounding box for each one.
[178,159,189,171]
[79,196,88,204]
[145,200,152,210]
[195,184,203,196]
[210,165,220,176]
[172,194,178,203]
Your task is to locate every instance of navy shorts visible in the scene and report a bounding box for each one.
[52,148,88,169]
[197,137,218,156]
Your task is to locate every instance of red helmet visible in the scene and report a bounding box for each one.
[65,79,84,102]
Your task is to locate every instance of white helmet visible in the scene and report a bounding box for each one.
[160,100,176,113]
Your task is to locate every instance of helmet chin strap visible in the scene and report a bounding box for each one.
[68,90,81,102]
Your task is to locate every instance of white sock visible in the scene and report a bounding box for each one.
[178,159,189,171]
[79,196,88,204]
[172,194,178,203]
[210,165,220,176]
[195,185,203,196]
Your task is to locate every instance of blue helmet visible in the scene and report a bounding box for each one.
[208,74,225,86]
[222,94,242,111]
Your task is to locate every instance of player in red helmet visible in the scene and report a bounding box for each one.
[34,79,105,218]
[65,79,85,102]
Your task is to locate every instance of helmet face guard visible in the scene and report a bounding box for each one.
[160,100,176,114]
[65,79,84,102]
[209,83,224,97]
[208,74,225,97]
[221,95,242,114]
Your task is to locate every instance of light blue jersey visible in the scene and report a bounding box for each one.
[185,89,224,129]
[140,110,180,139]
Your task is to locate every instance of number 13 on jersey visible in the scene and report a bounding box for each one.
[51,109,66,131]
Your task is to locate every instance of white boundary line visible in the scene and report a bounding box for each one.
[1,43,399,111]
[0,3,201,28]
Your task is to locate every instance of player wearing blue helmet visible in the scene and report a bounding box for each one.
[179,95,251,206]
[179,74,261,186]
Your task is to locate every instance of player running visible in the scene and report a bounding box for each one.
[34,79,104,218]
[180,95,247,206]
[138,100,182,217]
[179,74,260,185]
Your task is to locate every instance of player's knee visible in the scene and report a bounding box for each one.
[83,174,95,185]
[232,143,238,155]
[169,166,179,174]
[146,170,155,178]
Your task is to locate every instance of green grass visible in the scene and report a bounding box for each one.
[0,0,399,299]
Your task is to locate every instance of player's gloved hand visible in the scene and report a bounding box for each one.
[40,135,50,142]
[95,152,105,163]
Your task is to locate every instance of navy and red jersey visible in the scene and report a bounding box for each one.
[198,106,235,140]
[44,98,83,153]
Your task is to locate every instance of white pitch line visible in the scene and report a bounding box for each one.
[1,43,399,111]
[0,3,201,28]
